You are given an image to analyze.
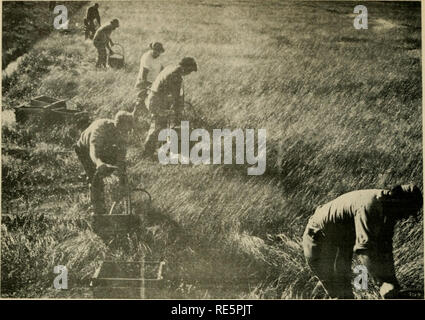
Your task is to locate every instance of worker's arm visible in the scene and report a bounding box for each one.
[107,39,113,52]
[376,222,400,298]
[354,206,399,298]
[140,67,149,85]
[357,251,400,299]
[96,9,101,26]
[170,76,183,116]
[89,125,118,177]
[357,249,398,285]
[106,27,114,51]
[89,145,117,177]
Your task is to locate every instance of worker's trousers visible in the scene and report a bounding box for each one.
[94,42,107,68]
[303,221,354,299]
[74,143,106,215]
[143,93,172,155]
[143,115,168,156]
[135,81,152,114]
[85,19,96,40]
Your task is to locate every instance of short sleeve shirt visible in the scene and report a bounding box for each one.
[136,51,163,85]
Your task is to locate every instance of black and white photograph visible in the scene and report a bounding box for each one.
[1,0,423,301]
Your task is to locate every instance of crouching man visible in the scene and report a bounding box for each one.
[303,184,422,299]
[75,110,135,214]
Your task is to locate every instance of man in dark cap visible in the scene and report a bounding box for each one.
[303,184,423,299]
[93,18,119,68]
[84,3,101,40]
[142,57,197,158]
[75,110,135,214]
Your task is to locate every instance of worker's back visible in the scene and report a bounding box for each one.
[78,119,126,162]
[308,189,396,247]
[150,65,182,96]
[313,190,383,225]
[93,24,113,45]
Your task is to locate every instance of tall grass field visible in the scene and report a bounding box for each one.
[1,0,422,299]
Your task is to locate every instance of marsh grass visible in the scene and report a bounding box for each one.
[1,1,422,298]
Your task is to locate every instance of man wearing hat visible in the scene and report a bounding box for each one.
[142,57,198,158]
[135,42,165,113]
[93,18,120,68]
[84,3,101,40]
[75,110,135,214]
[303,184,423,299]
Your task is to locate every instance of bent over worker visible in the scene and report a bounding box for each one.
[303,184,422,299]
[84,3,101,40]
[75,110,134,215]
[93,18,119,68]
[143,57,197,158]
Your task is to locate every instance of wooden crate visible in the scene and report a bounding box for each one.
[13,95,89,127]
[91,260,166,299]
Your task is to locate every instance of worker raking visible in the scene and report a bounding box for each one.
[157,121,267,176]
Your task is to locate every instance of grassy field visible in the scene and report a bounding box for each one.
[1,1,422,298]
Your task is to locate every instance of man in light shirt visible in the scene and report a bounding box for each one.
[303,184,422,299]
[135,42,165,113]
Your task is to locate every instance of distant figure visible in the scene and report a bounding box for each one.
[303,184,422,299]
[74,110,134,215]
[135,42,165,113]
[93,19,119,68]
[143,57,197,158]
[84,3,101,40]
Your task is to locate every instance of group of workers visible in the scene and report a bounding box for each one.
[76,4,197,215]
[84,3,119,68]
[75,3,423,301]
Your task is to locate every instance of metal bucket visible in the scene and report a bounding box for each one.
[108,44,125,69]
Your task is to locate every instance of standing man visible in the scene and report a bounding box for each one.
[143,57,197,158]
[93,18,119,68]
[303,184,422,299]
[74,110,135,215]
[84,3,101,40]
[135,42,165,113]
